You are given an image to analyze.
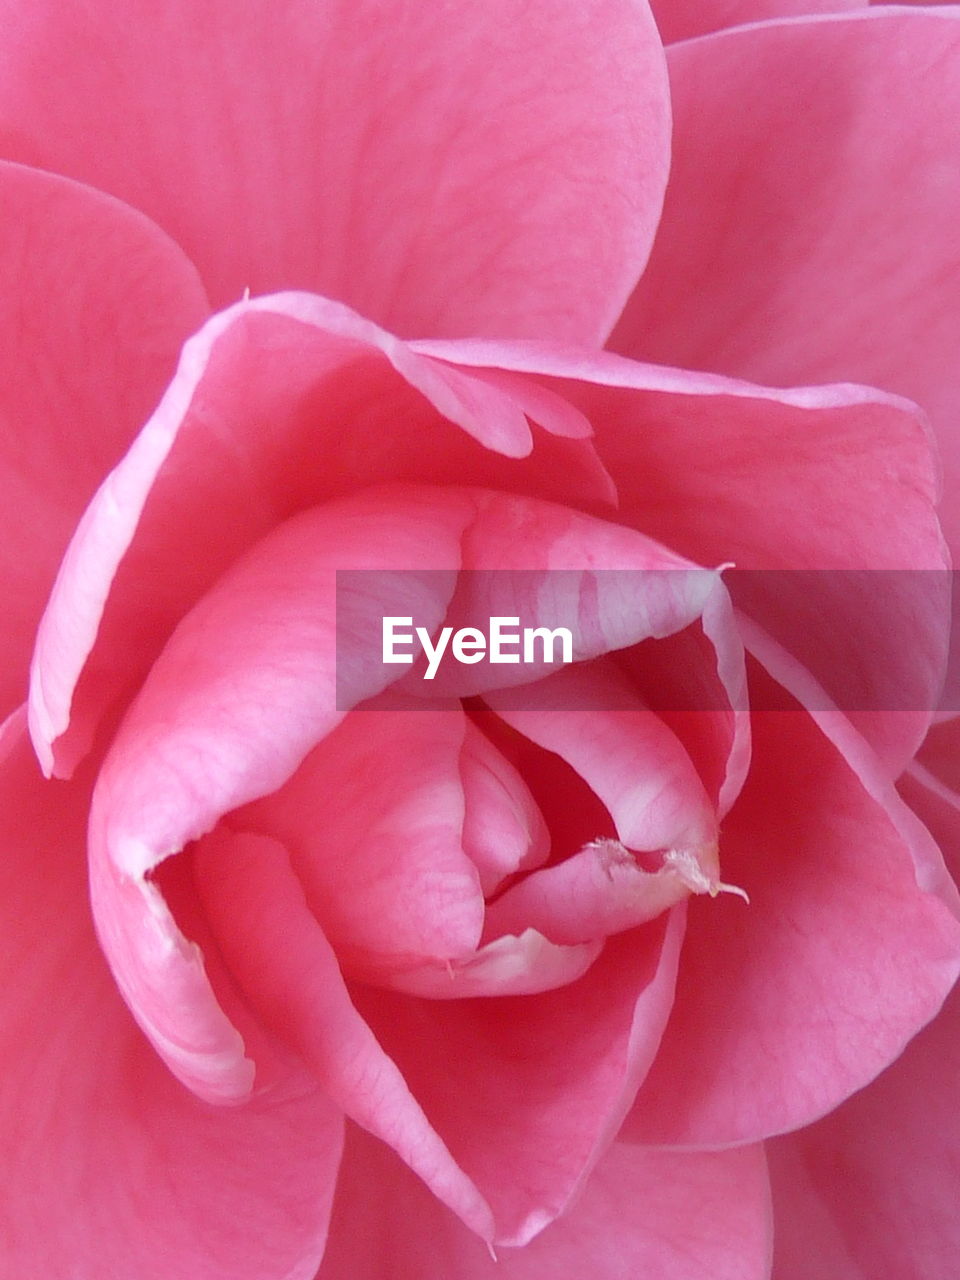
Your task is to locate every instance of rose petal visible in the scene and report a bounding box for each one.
[651,0,859,43]
[235,706,486,975]
[413,341,948,774]
[489,661,718,852]
[382,930,603,1000]
[0,0,669,340]
[768,979,960,1280]
[0,713,343,1280]
[319,1126,771,1280]
[193,827,497,1244]
[742,619,960,911]
[614,9,960,563]
[766,712,960,1275]
[459,718,551,896]
[30,297,615,778]
[623,663,960,1146]
[87,489,471,1101]
[0,161,207,720]
[482,663,726,945]
[351,913,685,1246]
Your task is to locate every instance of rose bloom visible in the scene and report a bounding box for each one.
[2,1,960,1276]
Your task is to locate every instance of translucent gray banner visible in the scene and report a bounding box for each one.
[334,568,956,714]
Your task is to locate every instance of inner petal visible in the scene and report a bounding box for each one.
[234,704,486,976]
[481,660,746,946]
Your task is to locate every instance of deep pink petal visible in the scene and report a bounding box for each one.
[613,10,960,562]
[320,1126,771,1280]
[743,619,960,911]
[413,342,948,774]
[0,161,207,720]
[459,718,551,896]
[768,980,960,1280]
[193,827,497,1244]
[87,490,471,1101]
[350,914,685,1247]
[30,298,615,778]
[0,714,342,1280]
[0,0,669,341]
[650,0,859,42]
[916,714,960,805]
[489,662,717,852]
[623,666,960,1147]
[235,706,486,975]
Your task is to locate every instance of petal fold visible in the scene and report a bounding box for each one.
[0,715,343,1280]
[623,665,960,1147]
[0,161,207,719]
[319,1127,772,1280]
[615,10,960,564]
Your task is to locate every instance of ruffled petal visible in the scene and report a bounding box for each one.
[30,297,615,778]
[414,341,948,774]
[0,714,343,1280]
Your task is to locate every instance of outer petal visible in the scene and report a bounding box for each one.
[30,296,616,778]
[612,9,960,559]
[0,161,207,719]
[414,341,949,773]
[350,914,686,1247]
[622,666,960,1147]
[768,980,960,1280]
[650,0,859,43]
[0,0,669,341]
[0,714,342,1280]
[319,1126,772,1280]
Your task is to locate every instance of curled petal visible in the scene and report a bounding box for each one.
[0,161,207,719]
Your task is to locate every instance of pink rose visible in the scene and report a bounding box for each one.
[2,3,959,1278]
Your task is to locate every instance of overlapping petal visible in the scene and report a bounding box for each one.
[613,9,960,561]
[0,161,207,720]
[650,0,859,44]
[29,297,616,778]
[0,713,343,1280]
[623,668,960,1147]
[350,916,685,1247]
[0,0,669,340]
[319,1126,772,1280]
[413,341,949,772]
